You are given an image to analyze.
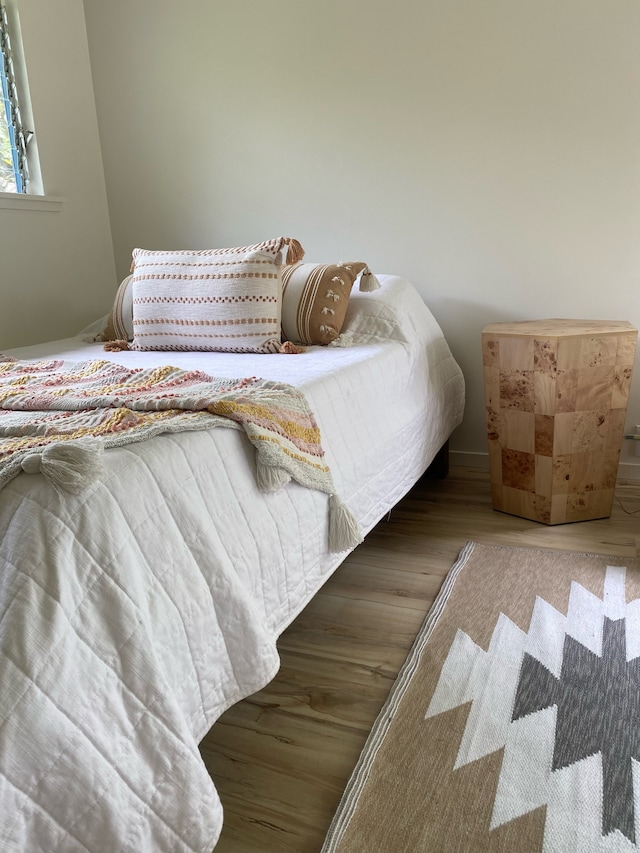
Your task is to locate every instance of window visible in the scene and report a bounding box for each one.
[0,2,31,193]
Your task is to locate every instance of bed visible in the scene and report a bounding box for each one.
[0,272,465,853]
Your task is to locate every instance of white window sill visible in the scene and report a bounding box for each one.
[0,192,64,212]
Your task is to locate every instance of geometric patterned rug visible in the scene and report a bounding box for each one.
[321,542,640,852]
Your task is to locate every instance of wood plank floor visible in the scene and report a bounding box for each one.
[199,466,640,853]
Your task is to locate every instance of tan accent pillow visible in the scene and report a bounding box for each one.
[281,262,380,345]
[116,237,303,353]
[102,274,134,342]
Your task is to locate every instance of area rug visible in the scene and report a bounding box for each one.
[322,541,640,853]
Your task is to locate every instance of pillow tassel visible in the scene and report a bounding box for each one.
[284,237,305,265]
[279,341,306,354]
[328,494,363,553]
[103,340,130,352]
[359,267,382,292]
[20,437,104,494]
[328,333,355,348]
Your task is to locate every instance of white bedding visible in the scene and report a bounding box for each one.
[0,276,465,853]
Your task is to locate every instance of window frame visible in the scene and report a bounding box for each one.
[0,1,62,210]
[0,1,29,193]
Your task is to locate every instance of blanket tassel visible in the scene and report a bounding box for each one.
[328,494,363,553]
[256,460,291,491]
[21,437,104,494]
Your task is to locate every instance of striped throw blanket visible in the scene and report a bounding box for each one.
[0,356,362,552]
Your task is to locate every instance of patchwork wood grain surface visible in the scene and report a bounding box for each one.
[482,319,637,523]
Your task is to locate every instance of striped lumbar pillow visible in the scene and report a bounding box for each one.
[123,237,303,353]
[281,261,380,345]
[102,274,134,342]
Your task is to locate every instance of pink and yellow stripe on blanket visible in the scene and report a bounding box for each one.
[0,355,362,552]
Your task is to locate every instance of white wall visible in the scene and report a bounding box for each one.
[83,0,640,474]
[0,0,116,350]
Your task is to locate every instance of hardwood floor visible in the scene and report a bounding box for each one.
[199,467,640,853]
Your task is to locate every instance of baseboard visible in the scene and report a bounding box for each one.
[450,450,489,470]
[618,461,640,482]
[451,450,640,482]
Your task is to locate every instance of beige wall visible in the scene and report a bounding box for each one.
[0,0,116,350]
[83,0,640,474]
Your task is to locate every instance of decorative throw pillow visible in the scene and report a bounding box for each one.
[102,274,134,342]
[109,237,304,353]
[280,262,380,345]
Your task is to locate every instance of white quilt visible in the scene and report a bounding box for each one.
[0,276,465,853]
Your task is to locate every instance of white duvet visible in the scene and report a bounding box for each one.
[0,277,464,853]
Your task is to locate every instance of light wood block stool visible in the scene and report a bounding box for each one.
[482,319,637,524]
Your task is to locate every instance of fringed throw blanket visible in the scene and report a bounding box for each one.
[0,356,362,552]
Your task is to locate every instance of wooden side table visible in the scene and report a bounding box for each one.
[482,319,637,524]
